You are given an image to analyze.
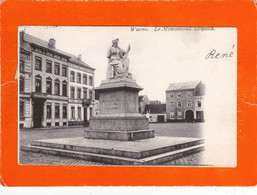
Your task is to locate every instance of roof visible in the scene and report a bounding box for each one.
[23,33,95,70]
[149,100,161,104]
[69,54,95,70]
[144,104,166,114]
[166,81,201,91]
[138,95,147,102]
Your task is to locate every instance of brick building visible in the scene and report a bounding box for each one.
[19,32,95,128]
[166,81,205,122]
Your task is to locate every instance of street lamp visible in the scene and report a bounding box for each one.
[82,98,92,127]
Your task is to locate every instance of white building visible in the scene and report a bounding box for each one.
[68,55,95,126]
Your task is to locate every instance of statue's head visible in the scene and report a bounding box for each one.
[112,38,119,46]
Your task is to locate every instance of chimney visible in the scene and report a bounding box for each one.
[78,54,82,60]
[48,38,56,48]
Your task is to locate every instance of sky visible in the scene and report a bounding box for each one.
[19,26,234,102]
[19,26,238,166]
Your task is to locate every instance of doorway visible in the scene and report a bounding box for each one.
[157,115,165,123]
[33,100,44,128]
[196,111,204,122]
[185,110,194,122]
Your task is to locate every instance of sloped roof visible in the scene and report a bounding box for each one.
[138,95,147,102]
[69,54,95,70]
[145,104,166,114]
[23,33,94,70]
[166,81,201,91]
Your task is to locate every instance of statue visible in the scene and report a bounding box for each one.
[106,38,132,79]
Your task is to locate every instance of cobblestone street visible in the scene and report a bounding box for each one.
[19,123,205,166]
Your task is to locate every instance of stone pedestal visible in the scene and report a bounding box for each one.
[84,78,155,141]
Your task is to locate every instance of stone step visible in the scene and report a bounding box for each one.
[137,144,205,165]
[31,138,204,159]
[20,144,204,165]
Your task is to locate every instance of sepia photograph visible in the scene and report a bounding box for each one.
[18,26,237,166]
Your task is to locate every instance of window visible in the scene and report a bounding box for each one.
[62,66,67,77]
[46,60,52,73]
[170,112,175,119]
[169,93,174,98]
[71,87,75,98]
[78,107,81,119]
[177,101,182,107]
[170,101,174,107]
[83,88,87,99]
[55,104,60,118]
[77,88,81,99]
[83,74,87,85]
[89,90,92,100]
[70,71,75,82]
[47,104,51,118]
[46,78,52,94]
[20,101,24,117]
[187,101,192,107]
[62,81,67,96]
[71,107,75,119]
[35,57,42,70]
[89,76,93,86]
[54,63,60,75]
[177,111,182,116]
[54,79,60,95]
[77,73,81,83]
[197,101,202,107]
[177,93,181,98]
[20,76,24,92]
[35,76,42,92]
[63,105,67,119]
[20,60,25,72]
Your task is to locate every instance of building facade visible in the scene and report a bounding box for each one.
[68,55,95,126]
[144,103,167,123]
[19,32,95,128]
[19,45,33,129]
[166,81,205,122]
[138,95,150,114]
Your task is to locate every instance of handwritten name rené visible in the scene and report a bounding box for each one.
[205,45,235,60]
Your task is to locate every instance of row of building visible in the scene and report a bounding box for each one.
[19,32,95,128]
[19,32,205,129]
[138,81,205,123]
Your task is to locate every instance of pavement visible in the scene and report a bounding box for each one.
[19,123,205,166]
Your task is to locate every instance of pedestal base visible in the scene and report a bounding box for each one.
[89,78,155,141]
[21,136,205,165]
[84,129,155,141]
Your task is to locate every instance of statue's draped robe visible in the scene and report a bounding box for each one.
[107,46,130,79]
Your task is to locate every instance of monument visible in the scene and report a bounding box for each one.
[21,39,204,165]
[84,38,154,141]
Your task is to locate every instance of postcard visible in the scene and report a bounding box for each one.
[0,0,256,187]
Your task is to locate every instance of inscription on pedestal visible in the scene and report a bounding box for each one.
[102,99,121,110]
